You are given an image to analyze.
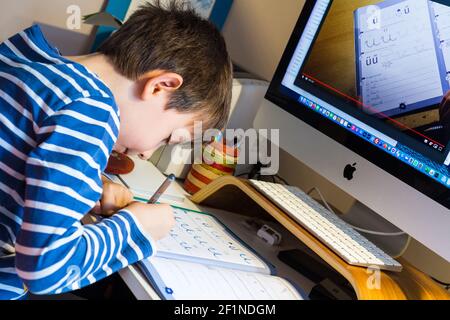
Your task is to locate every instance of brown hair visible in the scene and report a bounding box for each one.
[97,0,233,130]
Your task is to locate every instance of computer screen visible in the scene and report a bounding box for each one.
[267,0,450,208]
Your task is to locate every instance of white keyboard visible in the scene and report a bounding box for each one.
[250,180,403,272]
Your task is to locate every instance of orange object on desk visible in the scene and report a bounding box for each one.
[105,151,135,175]
[184,140,239,195]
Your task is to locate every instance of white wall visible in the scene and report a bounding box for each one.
[223,0,356,212]
[0,0,105,55]
[222,0,305,81]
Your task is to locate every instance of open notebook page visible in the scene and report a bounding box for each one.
[108,156,185,203]
[154,207,271,274]
[356,0,447,115]
[140,257,304,300]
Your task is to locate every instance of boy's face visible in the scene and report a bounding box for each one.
[114,105,197,160]
[113,71,199,160]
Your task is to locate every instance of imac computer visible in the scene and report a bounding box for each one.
[254,0,450,262]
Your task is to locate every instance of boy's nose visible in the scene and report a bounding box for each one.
[113,144,127,153]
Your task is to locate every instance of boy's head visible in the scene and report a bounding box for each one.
[98,0,233,158]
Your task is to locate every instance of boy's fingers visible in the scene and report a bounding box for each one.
[92,201,101,214]
[98,182,134,216]
[101,192,117,216]
[125,189,134,205]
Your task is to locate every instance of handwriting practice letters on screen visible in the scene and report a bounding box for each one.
[356,0,450,115]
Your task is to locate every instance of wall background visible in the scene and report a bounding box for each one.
[0,0,105,55]
[222,0,305,80]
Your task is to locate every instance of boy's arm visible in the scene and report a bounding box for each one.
[14,97,158,295]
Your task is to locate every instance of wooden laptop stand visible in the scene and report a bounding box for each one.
[189,176,450,300]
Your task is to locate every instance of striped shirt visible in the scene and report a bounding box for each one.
[0,25,156,299]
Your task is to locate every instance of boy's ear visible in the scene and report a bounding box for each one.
[141,71,183,101]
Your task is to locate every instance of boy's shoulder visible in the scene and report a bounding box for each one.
[0,25,116,112]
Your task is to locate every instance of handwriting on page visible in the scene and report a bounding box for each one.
[357,0,445,114]
[156,208,266,270]
[150,258,301,300]
[432,1,450,81]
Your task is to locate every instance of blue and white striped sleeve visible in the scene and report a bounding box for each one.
[14,97,157,295]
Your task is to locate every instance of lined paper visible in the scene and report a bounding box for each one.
[155,207,270,273]
[148,257,302,300]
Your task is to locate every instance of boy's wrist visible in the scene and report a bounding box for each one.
[101,173,113,184]
[116,209,159,258]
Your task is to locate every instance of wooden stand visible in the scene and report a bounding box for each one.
[190,176,450,300]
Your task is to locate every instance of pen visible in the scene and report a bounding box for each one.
[148,174,176,204]
[102,172,130,189]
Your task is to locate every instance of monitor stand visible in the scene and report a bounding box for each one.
[189,175,450,299]
[339,201,410,258]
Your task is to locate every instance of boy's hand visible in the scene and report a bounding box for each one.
[125,202,175,241]
[92,180,134,216]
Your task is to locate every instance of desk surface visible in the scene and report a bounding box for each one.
[190,176,450,300]
[115,158,450,300]
[117,159,315,300]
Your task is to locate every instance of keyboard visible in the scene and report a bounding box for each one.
[249,180,403,272]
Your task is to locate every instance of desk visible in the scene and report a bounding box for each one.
[190,176,450,300]
[115,159,450,300]
[117,159,315,300]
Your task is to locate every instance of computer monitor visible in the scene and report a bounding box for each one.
[254,0,450,262]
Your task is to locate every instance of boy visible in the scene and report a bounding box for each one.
[0,1,232,299]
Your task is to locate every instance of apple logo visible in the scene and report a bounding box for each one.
[343,163,357,180]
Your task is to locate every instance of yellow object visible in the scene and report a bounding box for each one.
[184,141,238,195]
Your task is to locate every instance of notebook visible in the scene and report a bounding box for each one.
[137,206,305,300]
[354,0,450,117]
[103,157,186,204]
